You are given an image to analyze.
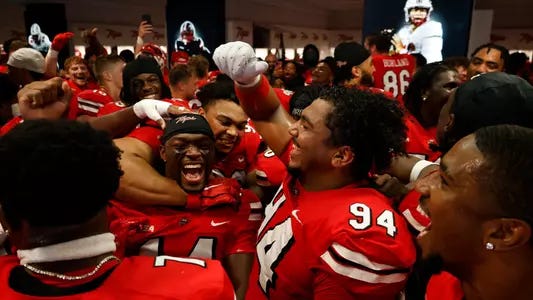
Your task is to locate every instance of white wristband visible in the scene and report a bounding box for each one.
[410,159,437,182]
[136,36,144,46]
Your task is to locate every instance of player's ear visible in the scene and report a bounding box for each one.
[102,70,112,82]
[331,146,354,168]
[483,218,532,251]
[159,145,167,162]
[351,66,361,79]
[197,107,206,116]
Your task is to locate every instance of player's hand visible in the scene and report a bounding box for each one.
[213,41,268,86]
[138,21,153,39]
[51,32,74,51]
[18,77,72,120]
[372,173,409,205]
[391,35,405,53]
[133,99,192,129]
[186,178,242,210]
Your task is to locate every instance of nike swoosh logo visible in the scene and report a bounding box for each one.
[292,209,302,224]
[211,220,230,227]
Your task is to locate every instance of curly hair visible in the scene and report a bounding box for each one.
[475,125,533,225]
[319,87,406,179]
[196,79,238,109]
[0,120,123,229]
[403,62,454,123]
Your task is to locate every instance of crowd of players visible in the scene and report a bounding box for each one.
[0,4,533,300]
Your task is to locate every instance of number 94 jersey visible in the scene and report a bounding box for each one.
[372,54,416,102]
[246,178,416,300]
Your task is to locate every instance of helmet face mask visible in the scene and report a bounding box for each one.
[404,0,433,23]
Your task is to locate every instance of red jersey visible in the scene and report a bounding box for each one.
[404,114,440,162]
[372,54,416,102]
[77,88,114,117]
[169,97,202,111]
[255,147,287,187]
[398,189,431,233]
[97,101,127,116]
[0,254,235,299]
[66,79,98,96]
[0,65,8,74]
[108,179,262,260]
[0,116,23,136]
[273,88,293,113]
[246,142,416,300]
[212,129,262,185]
[426,272,464,300]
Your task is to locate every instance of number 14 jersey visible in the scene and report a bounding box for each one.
[246,177,416,300]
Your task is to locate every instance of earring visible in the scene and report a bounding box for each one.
[422,96,428,102]
[485,242,495,250]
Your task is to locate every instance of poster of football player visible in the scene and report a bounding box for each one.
[166,0,225,62]
[393,0,442,63]
[362,0,474,61]
[174,21,211,56]
[27,23,51,54]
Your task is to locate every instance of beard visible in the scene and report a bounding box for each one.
[360,71,374,87]
[287,166,301,179]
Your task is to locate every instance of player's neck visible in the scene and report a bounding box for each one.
[103,83,121,102]
[171,90,188,101]
[300,169,355,191]
[460,253,533,300]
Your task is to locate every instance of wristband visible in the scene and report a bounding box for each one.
[235,74,270,100]
[235,74,262,88]
[136,36,144,46]
[410,159,437,182]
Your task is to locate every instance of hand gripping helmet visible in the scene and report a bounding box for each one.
[404,0,433,22]
[137,43,167,70]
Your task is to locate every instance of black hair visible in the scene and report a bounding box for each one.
[404,62,455,122]
[168,64,193,86]
[0,73,18,105]
[319,86,406,179]
[0,120,123,230]
[506,52,530,75]
[411,53,427,68]
[366,34,392,53]
[470,43,509,70]
[196,79,238,109]
[443,56,469,69]
[121,56,170,106]
[119,49,135,63]
[475,125,533,225]
[303,44,320,68]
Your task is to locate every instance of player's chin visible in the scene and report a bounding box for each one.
[181,180,207,193]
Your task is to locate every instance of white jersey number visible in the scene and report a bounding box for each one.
[349,203,397,237]
[383,69,410,98]
[140,237,217,259]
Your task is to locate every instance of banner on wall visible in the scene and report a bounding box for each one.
[166,0,225,63]
[363,0,474,62]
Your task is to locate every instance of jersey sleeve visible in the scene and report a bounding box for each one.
[273,88,294,113]
[226,189,263,255]
[77,89,113,117]
[128,125,163,154]
[398,189,431,233]
[314,196,416,297]
[97,102,126,116]
[242,131,262,173]
[255,147,287,187]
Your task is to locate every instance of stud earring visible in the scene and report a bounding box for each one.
[485,242,495,250]
[422,96,428,101]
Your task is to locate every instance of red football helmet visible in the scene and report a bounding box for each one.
[138,43,167,70]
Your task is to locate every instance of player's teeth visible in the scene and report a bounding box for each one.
[184,164,202,169]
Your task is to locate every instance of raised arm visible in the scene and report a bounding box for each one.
[213,42,292,156]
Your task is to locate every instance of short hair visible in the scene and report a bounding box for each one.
[411,53,427,68]
[366,34,392,53]
[443,56,469,69]
[506,52,530,75]
[404,62,455,120]
[196,80,238,109]
[188,55,209,79]
[319,87,406,179]
[119,49,135,63]
[289,84,324,118]
[474,125,533,226]
[0,120,123,230]
[63,56,88,72]
[94,54,123,84]
[3,39,27,54]
[169,64,193,87]
[470,43,509,70]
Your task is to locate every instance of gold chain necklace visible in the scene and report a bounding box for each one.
[22,255,120,281]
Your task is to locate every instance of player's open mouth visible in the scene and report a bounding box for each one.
[74,75,88,84]
[182,163,205,185]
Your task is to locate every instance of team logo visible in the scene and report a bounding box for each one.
[175,115,197,124]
